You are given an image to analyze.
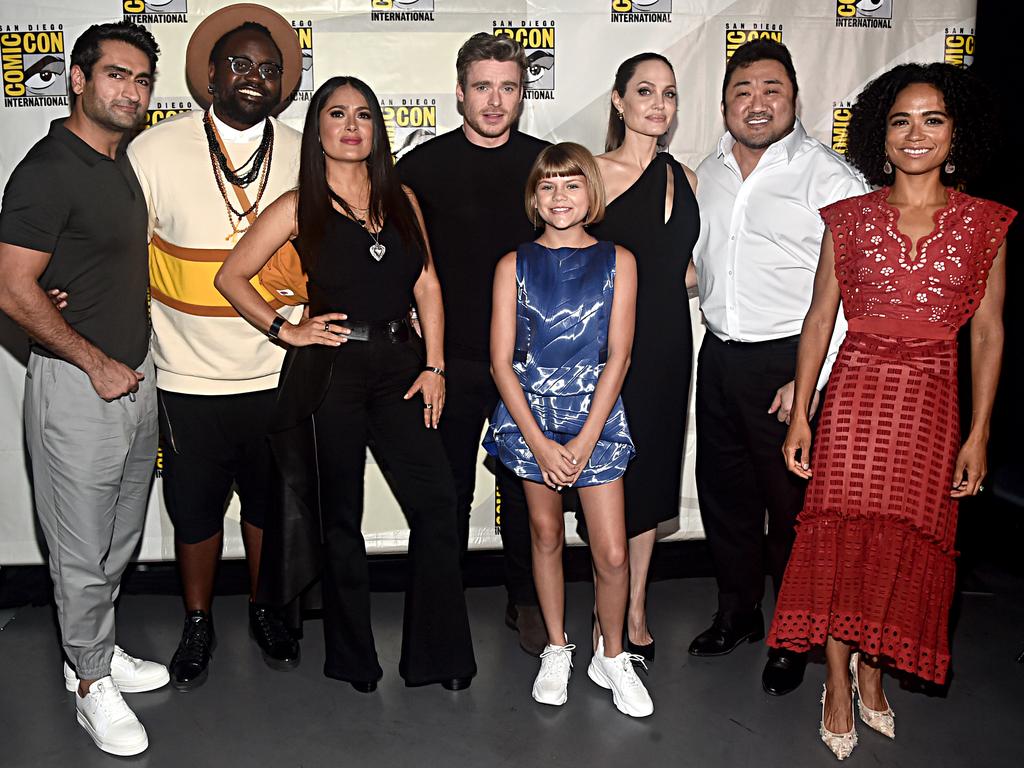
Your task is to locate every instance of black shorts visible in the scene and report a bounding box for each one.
[158,388,276,544]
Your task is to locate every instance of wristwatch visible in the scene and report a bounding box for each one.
[267,315,286,340]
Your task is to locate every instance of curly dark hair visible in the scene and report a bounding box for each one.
[846,62,996,187]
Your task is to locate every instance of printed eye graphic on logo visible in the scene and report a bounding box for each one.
[524,50,553,86]
[24,55,66,97]
[394,127,433,159]
[855,0,890,15]
[301,51,313,91]
[144,0,187,10]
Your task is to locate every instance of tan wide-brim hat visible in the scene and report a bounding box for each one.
[185,3,302,113]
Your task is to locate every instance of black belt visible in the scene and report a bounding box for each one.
[709,332,800,348]
[339,316,410,343]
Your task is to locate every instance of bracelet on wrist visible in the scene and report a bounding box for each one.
[424,366,445,378]
[267,315,286,340]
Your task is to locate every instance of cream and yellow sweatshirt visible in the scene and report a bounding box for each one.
[128,109,302,395]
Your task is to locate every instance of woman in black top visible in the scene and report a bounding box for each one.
[581,53,700,659]
[215,76,475,692]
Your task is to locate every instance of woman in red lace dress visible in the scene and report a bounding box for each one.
[767,63,1015,760]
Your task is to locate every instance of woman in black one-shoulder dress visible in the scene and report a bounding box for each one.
[581,53,700,659]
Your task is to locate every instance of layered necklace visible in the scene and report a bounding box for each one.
[203,111,275,241]
[327,187,386,261]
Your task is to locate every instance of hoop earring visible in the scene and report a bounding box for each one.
[882,159,893,175]
[207,84,215,94]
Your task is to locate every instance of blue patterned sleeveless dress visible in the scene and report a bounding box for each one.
[484,240,635,487]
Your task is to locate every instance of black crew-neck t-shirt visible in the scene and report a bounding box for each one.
[398,128,549,362]
[0,119,150,368]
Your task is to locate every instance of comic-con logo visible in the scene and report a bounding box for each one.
[381,97,437,160]
[1,27,68,108]
[610,0,672,24]
[725,22,783,62]
[371,0,435,23]
[493,22,555,99]
[836,1,893,29]
[291,21,314,100]
[944,27,974,68]
[145,98,194,130]
[831,102,853,156]
[123,0,188,24]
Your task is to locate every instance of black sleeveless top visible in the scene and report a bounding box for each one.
[301,210,424,321]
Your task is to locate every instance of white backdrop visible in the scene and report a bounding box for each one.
[0,0,976,564]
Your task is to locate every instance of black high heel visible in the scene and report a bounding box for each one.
[626,636,655,661]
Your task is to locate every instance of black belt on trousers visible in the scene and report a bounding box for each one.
[338,316,410,343]
[707,332,800,349]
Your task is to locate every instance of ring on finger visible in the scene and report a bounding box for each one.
[324,322,330,332]
[424,403,434,410]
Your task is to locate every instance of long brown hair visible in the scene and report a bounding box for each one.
[605,52,674,153]
[295,76,428,271]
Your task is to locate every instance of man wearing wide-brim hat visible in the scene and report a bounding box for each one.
[127,2,304,690]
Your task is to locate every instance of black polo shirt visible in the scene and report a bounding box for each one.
[0,119,149,367]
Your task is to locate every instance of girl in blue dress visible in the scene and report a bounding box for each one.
[485,143,651,717]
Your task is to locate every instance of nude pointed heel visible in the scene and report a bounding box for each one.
[850,652,895,739]
[819,683,858,760]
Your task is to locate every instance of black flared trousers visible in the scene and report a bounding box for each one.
[314,337,476,685]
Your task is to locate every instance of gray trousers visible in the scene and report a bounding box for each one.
[24,352,157,680]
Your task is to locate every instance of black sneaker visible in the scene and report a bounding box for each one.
[169,610,215,691]
[249,603,300,670]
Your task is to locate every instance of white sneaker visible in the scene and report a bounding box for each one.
[64,646,169,693]
[587,636,654,718]
[532,639,576,706]
[75,677,149,756]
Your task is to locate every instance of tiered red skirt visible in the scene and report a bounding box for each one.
[768,330,960,684]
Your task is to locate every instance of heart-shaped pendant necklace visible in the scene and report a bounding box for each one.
[327,186,385,261]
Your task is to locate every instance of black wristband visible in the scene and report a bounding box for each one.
[424,366,445,378]
[267,315,286,340]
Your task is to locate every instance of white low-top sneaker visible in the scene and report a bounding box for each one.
[532,640,576,706]
[75,677,149,756]
[587,636,654,718]
[64,646,169,693]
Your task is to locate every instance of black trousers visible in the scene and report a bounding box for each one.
[695,333,808,616]
[314,338,475,685]
[440,357,536,607]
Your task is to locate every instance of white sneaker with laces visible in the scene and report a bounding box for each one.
[75,677,149,756]
[64,645,169,693]
[532,639,576,706]
[587,636,654,718]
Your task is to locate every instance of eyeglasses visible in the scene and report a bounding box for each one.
[225,56,283,81]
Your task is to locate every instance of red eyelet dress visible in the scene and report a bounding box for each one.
[767,188,1016,684]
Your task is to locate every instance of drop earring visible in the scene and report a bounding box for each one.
[207,84,215,94]
[883,159,893,175]
[944,158,956,174]
[617,111,624,121]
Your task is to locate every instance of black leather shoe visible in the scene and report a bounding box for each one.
[688,611,765,657]
[170,610,215,691]
[505,601,547,657]
[350,680,377,694]
[249,603,300,670]
[627,636,655,661]
[440,677,472,691]
[761,648,807,696]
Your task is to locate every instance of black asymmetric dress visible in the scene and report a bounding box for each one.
[585,152,700,538]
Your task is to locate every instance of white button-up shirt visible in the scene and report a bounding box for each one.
[694,118,869,389]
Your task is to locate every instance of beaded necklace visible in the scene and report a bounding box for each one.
[203,111,275,241]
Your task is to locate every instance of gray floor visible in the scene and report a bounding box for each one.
[1,577,1022,767]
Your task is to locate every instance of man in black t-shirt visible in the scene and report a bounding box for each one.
[398,32,549,656]
[0,23,167,756]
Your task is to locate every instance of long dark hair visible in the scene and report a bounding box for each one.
[296,76,428,271]
[605,52,674,152]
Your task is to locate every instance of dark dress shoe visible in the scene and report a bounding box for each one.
[350,680,377,694]
[170,610,215,691]
[506,601,547,657]
[761,648,807,696]
[626,636,655,661]
[441,677,472,691]
[249,603,300,669]
[688,611,765,657]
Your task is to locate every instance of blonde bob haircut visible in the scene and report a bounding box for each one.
[525,142,606,228]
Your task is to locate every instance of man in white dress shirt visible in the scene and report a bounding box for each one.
[688,39,867,696]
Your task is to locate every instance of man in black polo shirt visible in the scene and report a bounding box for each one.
[398,32,549,655]
[0,22,167,756]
